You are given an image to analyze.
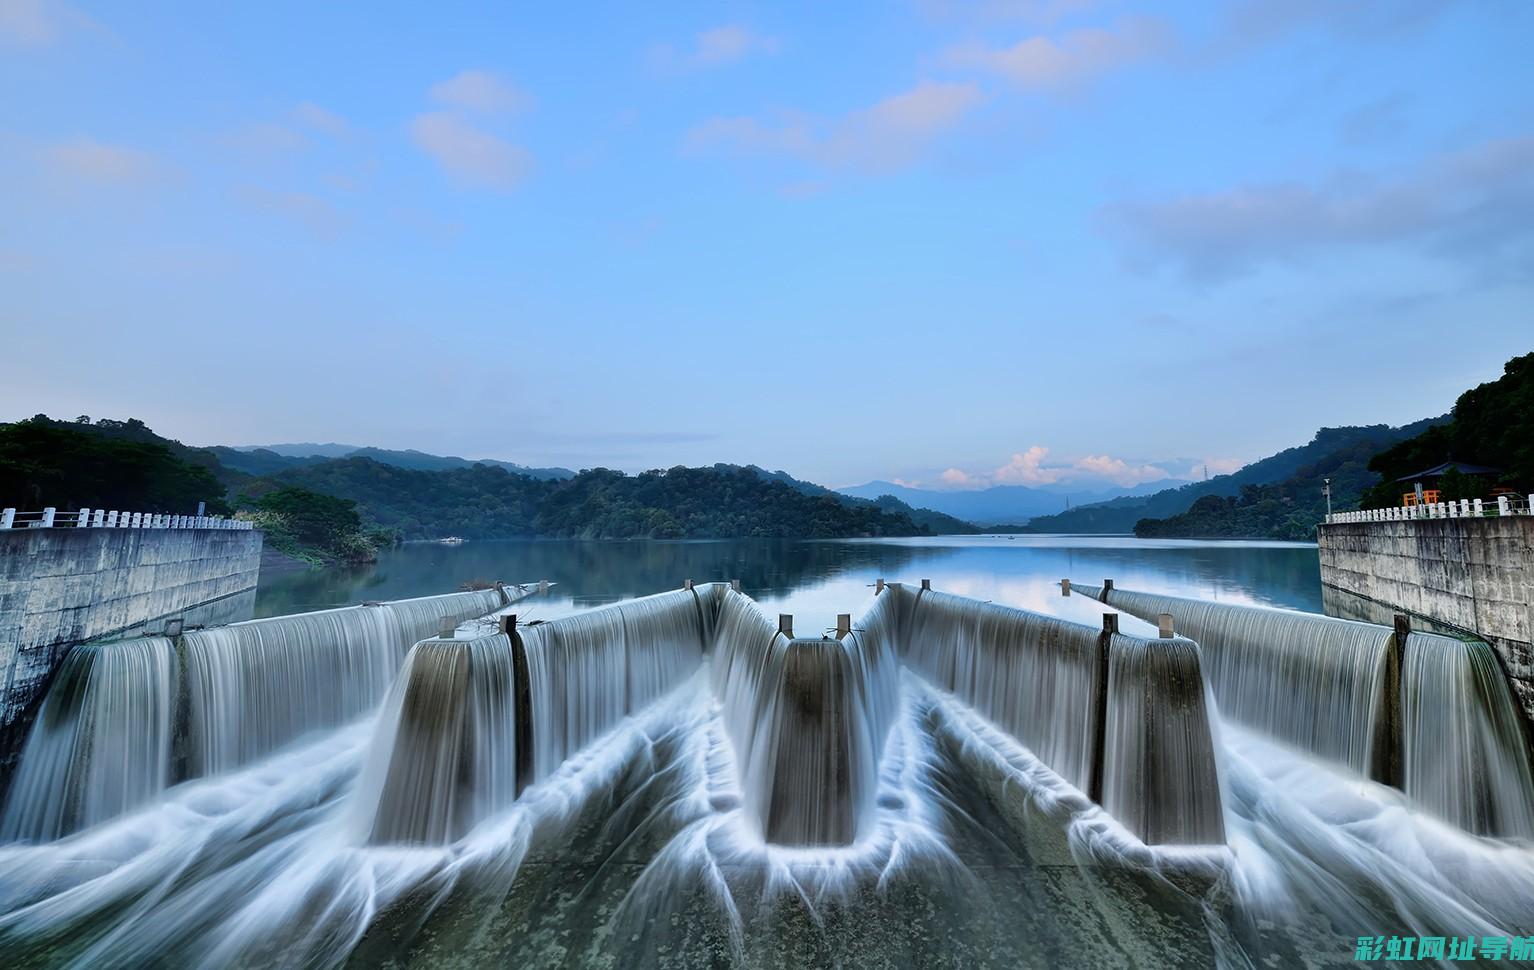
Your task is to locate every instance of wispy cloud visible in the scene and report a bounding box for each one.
[294,102,353,139]
[429,69,532,114]
[238,186,346,238]
[221,104,354,158]
[1338,92,1410,147]
[0,0,94,46]
[686,80,982,175]
[650,25,779,71]
[941,16,1170,91]
[935,445,1179,489]
[1217,0,1460,52]
[40,137,158,185]
[1100,135,1534,283]
[412,71,534,191]
[917,0,1095,24]
[410,111,532,190]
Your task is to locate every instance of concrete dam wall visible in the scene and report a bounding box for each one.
[0,526,263,736]
[1317,516,1534,723]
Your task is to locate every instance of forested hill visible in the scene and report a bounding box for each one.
[1133,431,1399,541]
[1022,422,1443,535]
[1133,351,1533,540]
[1359,351,1534,508]
[2,415,974,545]
[256,459,968,539]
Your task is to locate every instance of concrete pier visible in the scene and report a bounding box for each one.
[0,526,263,740]
[1318,517,1534,722]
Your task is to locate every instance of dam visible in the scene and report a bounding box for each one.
[0,571,1531,966]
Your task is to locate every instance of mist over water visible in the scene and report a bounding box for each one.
[0,537,1529,967]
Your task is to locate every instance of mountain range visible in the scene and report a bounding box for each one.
[219,443,574,480]
[1019,421,1445,534]
[837,479,1179,526]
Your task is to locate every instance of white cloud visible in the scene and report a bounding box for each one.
[294,102,353,139]
[410,111,532,190]
[239,186,346,238]
[221,121,307,155]
[1101,134,1534,282]
[41,137,158,184]
[687,80,982,175]
[942,16,1169,90]
[429,69,532,114]
[933,445,1181,490]
[652,25,779,71]
[0,0,92,46]
[918,0,1095,23]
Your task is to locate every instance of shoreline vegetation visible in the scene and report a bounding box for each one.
[2,351,1525,555]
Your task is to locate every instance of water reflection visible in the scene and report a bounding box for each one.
[257,535,1322,633]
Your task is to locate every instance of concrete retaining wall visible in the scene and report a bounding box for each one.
[1317,517,1534,721]
[0,527,264,731]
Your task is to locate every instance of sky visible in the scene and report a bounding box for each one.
[1,0,1531,491]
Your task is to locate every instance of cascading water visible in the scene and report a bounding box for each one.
[710,588,899,845]
[0,588,512,843]
[1098,587,1392,776]
[0,638,176,842]
[354,587,709,844]
[183,588,505,776]
[1402,631,1534,839]
[2,579,1529,968]
[897,585,1106,795]
[521,587,708,783]
[1099,633,1225,845]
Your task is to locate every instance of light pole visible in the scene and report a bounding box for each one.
[1323,478,1332,521]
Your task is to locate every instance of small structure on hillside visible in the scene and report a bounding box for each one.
[1397,461,1503,506]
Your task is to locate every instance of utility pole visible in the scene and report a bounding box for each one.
[1323,478,1333,520]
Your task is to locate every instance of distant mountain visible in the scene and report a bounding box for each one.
[837,479,1176,526]
[714,465,977,534]
[225,443,574,480]
[239,442,360,459]
[1024,421,1446,534]
[251,459,960,540]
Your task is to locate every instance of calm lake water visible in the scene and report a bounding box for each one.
[255,534,1323,632]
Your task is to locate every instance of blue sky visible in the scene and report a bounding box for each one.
[2,0,1530,490]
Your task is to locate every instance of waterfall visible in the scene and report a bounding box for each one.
[521,588,707,784]
[1100,633,1225,845]
[1100,587,1391,776]
[0,638,176,842]
[1,588,511,843]
[710,588,899,845]
[1402,632,1534,839]
[350,633,521,845]
[897,586,1105,794]
[355,588,709,844]
[182,589,505,776]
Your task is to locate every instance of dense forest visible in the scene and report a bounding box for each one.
[1135,351,1532,539]
[1358,351,1534,509]
[0,417,231,515]
[1025,422,1441,535]
[1133,432,1391,541]
[262,458,968,540]
[0,415,970,551]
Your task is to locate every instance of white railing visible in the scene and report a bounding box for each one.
[0,507,254,530]
[1325,495,1532,525]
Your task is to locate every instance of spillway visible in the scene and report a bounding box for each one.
[1087,582,1534,839]
[711,587,899,845]
[3,577,1531,967]
[0,587,519,842]
[354,587,711,844]
[1402,630,1534,838]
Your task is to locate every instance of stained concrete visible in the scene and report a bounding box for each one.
[1317,517,1534,723]
[0,526,263,734]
